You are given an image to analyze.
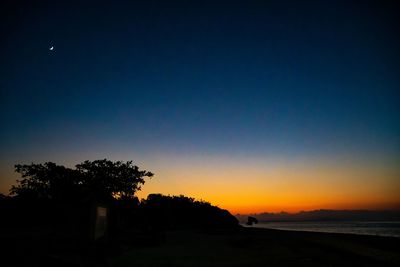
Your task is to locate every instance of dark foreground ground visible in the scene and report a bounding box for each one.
[2,227,400,267]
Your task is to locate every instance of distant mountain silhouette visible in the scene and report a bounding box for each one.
[236,209,400,222]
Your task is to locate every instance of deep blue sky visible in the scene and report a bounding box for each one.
[1,1,399,201]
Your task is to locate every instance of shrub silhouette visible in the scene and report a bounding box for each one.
[4,160,153,234]
[246,216,258,226]
[3,160,239,234]
[139,194,239,230]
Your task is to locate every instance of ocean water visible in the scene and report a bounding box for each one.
[244,221,400,238]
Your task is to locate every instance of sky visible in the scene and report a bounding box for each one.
[1,0,399,214]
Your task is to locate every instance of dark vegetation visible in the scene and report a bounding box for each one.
[0,159,239,266]
[2,159,238,231]
[2,160,399,267]
[138,194,239,230]
[246,216,258,226]
[10,159,153,200]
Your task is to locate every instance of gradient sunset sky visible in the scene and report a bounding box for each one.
[1,0,399,214]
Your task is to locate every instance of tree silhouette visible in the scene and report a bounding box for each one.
[10,162,80,200]
[246,216,258,226]
[140,194,239,229]
[76,159,153,200]
[10,159,153,200]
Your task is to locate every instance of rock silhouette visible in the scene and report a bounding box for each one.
[246,216,258,226]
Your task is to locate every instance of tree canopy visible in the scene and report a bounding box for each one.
[139,194,239,229]
[10,159,153,200]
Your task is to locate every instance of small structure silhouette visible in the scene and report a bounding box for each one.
[246,216,258,226]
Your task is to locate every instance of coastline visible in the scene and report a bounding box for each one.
[2,226,400,266]
[240,220,400,238]
[111,227,400,266]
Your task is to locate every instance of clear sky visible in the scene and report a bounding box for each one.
[1,0,399,213]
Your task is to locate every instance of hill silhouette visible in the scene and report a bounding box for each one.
[236,209,400,222]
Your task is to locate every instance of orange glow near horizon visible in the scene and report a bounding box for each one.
[1,154,399,214]
[136,155,400,214]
